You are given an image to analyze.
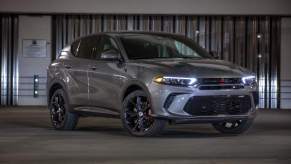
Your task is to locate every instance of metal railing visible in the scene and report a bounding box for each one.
[1,75,47,97]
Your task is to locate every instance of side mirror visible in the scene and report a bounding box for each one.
[100,49,120,61]
[209,51,219,59]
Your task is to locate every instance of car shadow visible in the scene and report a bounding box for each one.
[0,117,262,139]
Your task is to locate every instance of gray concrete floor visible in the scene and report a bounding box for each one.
[0,107,290,164]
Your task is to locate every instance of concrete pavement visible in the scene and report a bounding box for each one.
[0,107,290,164]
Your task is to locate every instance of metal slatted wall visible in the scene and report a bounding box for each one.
[53,15,281,109]
[0,15,18,106]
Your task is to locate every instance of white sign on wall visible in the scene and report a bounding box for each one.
[22,39,47,58]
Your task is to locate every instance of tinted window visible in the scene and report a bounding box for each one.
[120,34,210,59]
[75,36,100,59]
[99,36,119,54]
[71,40,80,56]
[72,35,119,60]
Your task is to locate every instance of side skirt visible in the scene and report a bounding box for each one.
[73,106,120,118]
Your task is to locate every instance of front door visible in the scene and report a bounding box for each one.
[87,35,127,111]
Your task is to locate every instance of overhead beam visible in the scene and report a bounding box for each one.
[0,0,291,15]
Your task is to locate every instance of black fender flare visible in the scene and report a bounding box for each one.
[120,80,152,104]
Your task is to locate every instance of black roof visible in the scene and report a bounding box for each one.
[107,31,182,36]
[69,31,187,45]
[79,31,185,39]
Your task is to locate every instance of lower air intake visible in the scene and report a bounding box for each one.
[183,95,252,116]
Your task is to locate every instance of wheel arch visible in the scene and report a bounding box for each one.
[121,81,151,102]
[47,79,68,105]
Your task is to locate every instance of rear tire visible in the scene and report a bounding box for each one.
[49,89,79,130]
[212,118,254,134]
[121,90,166,137]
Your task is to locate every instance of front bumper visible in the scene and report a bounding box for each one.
[153,111,257,124]
[148,83,258,123]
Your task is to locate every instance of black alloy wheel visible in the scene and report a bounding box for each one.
[121,90,166,137]
[49,89,79,130]
[50,92,66,128]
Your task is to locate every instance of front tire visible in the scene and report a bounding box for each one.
[212,119,254,134]
[49,89,79,130]
[121,90,166,137]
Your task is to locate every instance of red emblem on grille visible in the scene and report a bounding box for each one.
[219,78,225,84]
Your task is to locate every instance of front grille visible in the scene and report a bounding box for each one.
[198,78,244,90]
[199,78,242,85]
[199,85,244,90]
[183,95,252,116]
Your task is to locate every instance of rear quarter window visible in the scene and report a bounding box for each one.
[71,40,81,56]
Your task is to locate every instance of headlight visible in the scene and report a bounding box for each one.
[242,76,257,87]
[153,76,198,87]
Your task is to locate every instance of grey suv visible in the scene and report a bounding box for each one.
[47,32,258,136]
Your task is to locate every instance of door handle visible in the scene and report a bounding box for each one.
[64,65,72,69]
[90,66,97,70]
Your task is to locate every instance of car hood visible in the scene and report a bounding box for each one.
[133,58,253,78]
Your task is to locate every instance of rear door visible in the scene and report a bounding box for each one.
[63,37,95,106]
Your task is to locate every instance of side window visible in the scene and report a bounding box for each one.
[75,36,100,60]
[99,36,119,58]
[71,35,118,60]
[88,36,101,60]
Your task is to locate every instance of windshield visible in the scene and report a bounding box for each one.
[119,34,211,60]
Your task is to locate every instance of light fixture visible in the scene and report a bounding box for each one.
[33,75,39,97]
[258,54,262,58]
[195,30,200,36]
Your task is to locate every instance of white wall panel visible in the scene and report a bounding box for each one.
[17,16,51,105]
